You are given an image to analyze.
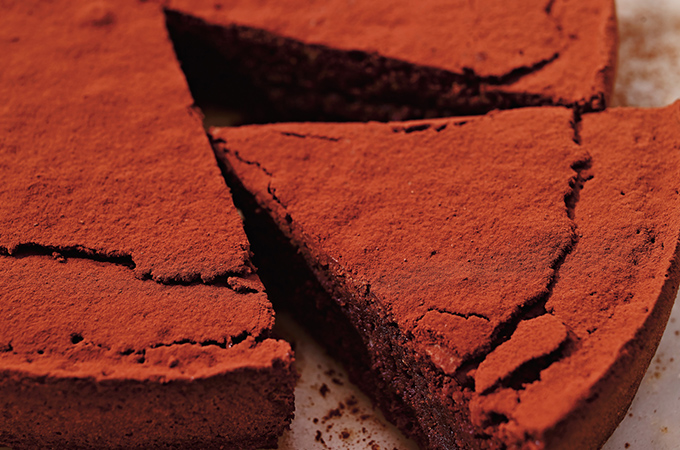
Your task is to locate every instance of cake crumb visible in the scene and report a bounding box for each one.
[315,430,325,445]
[51,252,66,263]
[319,383,330,397]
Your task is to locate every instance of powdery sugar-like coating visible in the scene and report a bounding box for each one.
[0,256,276,380]
[213,103,680,448]
[214,108,581,371]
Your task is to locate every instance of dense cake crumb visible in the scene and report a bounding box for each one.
[2,0,676,448]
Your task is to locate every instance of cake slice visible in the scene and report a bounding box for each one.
[211,102,680,449]
[163,0,617,123]
[0,1,294,448]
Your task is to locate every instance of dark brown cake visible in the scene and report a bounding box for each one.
[163,0,617,123]
[211,102,680,449]
[0,1,295,448]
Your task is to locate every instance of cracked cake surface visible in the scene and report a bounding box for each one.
[0,1,294,448]
[1,0,675,448]
[211,102,680,449]
[163,0,617,121]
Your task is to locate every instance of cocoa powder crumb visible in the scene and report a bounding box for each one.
[315,430,325,445]
[322,407,342,422]
[319,383,330,397]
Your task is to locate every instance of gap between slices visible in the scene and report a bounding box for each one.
[157,3,680,449]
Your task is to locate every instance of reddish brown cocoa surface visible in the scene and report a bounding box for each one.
[0,0,673,448]
[212,102,680,448]
[0,255,295,449]
[168,0,617,109]
[0,1,294,448]
[0,0,248,282]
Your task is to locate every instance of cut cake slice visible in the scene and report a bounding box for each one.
[164,0,617,122]
[211,102,680,449]
[0,1,294,448]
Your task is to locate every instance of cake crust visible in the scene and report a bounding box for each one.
[0,0,247,282]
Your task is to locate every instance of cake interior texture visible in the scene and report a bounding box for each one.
[211,103,680,449]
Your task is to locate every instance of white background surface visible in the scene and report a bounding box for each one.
[269,1,680,448]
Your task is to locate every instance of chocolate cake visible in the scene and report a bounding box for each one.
[211,102,680,449]
[0,1,294,448]
[163,0,617,123]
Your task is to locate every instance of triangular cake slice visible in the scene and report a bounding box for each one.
[164,0,616,122]
[0,1,293,448]
[211,102,680,449]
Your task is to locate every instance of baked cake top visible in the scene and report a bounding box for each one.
[212,101,680,446]
[0,0,288,379]
[168,0,617,108]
